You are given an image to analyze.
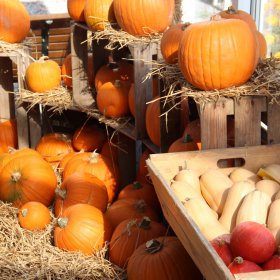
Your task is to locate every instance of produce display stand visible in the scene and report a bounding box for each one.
[147,143,280,280]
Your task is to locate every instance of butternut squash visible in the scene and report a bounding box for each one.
[229,167,260,184]
[183,197,229,240]
[256,179,280,200]
[235,190,271,226]
[274,190,280,200]
[199,169,233,215]
[219,180,255,232]
[271,227,280,248]
[257,164,280,183]
[174,168,200,192]
[267,199,280,231]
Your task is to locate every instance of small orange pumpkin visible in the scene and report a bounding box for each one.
[18,201,51,230]
[67,0,86,22]
[256,30,267,59]
[168,133,200,153]
[0,119,18,152]
[54,203,112,255]
[25,56,61,93]
[136,148,152,184]
[97,80,130,118]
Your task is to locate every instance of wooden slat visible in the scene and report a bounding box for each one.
[26,36,42,44]
[28,29,41,36]
[267,100,280,145]
[48,50,68,59]
[49,34,70,43]
[49,27,71,35]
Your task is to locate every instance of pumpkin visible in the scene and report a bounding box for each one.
[136,148,152,184]
[25,56,61,93]
[67,0,86,22]
[36,133,74,165]
[113,0,174,36]
[0,156,57,208]
[72,125,106,152]
[127,236,203,280]
[183,119,201,144]
[256,30,267,59]
[54,172,108,216]
[63,151,119,203]
[18,201,51,230]
[218,5,257,31]
[105,198,159,230]
[210,235,233,266]
[54,203,112,255]
[97,80,130,118]
[109,217,166,268]
[145,96,160,146]
[84,0,116,31]
[262,254,280,270]
[228,257,262,274]
[94,60,134,90]
[117,181,161,214]
[160,23,191,64]
[0,119,18,152]
[58,151,80,171]
[178,15,257,90]
[100,138,119,163]
[0,0,30,43]
[168,133,200,153]
[61,53,93,88]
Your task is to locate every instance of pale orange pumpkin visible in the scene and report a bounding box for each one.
[54,203,112,255]
[84,0,116,31]
[178,15,257,90]
[18,201,51,230]
[67,0,86,22]
[0,119,18,152]
[256,30,267,59]
[54,172,108,216]
[25,56,61,93]
[160,23,191,64]
[97,80,130,118]
[0,0,30,43]
[113,0,174,36]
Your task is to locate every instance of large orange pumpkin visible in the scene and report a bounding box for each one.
[97,80,130,118]
[178,15,257,90]
[84,0,116,31]
[0,0,30,43]
[67,0,86,22]
[127,236,203,280]
[54,203,112,255]
[0,119,18,152]
[0,156,57,208]
[109,217,166,268]
[160,23,191,64]
[18,201,51,231]
[54,172,108,216]
[63,151,119,203]
[113,0,174,36]
[25,57,61,93]
[94,61,134,90]
[72,125,106,152]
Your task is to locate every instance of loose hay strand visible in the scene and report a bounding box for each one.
[0,201,125,280]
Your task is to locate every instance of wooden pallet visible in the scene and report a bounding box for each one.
[147,144,280,280]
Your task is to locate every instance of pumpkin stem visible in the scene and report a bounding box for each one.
[145,239,163,254]
[181,22,191,31]
[58,217,69,228]
[182,133,193,144]
[227,5,237,14]
[234,256,244,264]
[55,188,67,200]
[38,56,49,62]
[21,208,28,217]
[134,199,146,213]
[88,150,99,163]
[138,216,151,229]
[132,181,143,189]
[216,238,226,247]
[210,14,222,21]
[11,171,21,183]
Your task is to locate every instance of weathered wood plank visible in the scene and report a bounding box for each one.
[267,100,280,145]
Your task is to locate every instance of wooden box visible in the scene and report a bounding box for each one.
[147,144,280,280]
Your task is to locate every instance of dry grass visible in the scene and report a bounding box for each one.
[0,201,126,280]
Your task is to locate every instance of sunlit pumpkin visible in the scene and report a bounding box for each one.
[0,119,18,152]
[67,0,86,22]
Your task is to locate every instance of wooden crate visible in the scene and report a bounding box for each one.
[147,144,280,280]
[198,96,280,149]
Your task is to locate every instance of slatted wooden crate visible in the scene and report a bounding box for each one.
[147,144,280,280]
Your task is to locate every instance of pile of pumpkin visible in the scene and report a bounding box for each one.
[0,123,206,279]
[171,164,280,274]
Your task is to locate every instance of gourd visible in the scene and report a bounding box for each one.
[267,199,280,231]
[255,179,280,200]
[183,197,229,240]
[199,169,233,215]
[113,0,174,36]
[235,190,271,226]
[25,57,61,93]
[229,167,260,184]
[178,15,257,90]
[219,181,255,232]
[67,0,86,22]
[0,0,30,43]
[18,201,51,230]
[173,167,200,192]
